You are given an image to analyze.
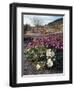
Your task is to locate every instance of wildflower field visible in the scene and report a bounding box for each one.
[23,33,63,75]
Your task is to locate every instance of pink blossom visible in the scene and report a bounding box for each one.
[26,33,63,49]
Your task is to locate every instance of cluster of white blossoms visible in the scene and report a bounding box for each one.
[47,59,53,67]
[46,49,55,68]
[36,49,56,70]
[46,49,55,57]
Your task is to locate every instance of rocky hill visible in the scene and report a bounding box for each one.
[48,18,63,33]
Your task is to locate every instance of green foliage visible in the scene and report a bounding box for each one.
[25,46,56,70]
[26,46,47,62]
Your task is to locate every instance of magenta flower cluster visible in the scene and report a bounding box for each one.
[27,33,63,49]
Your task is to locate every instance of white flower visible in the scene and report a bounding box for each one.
[51,51,55,57]
[27,48,30,52]
[31,50,34,53]
[34,54,37,57]
[46,49,55,57]
[46,49,52,57]
[47,59,53,67]
[36,64,41,70]
[53,58,56,61]
[47,58,51,63]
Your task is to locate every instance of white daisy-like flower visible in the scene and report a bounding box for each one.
[46,49,52,57]
[36,64,41,70]
[51,51,55,57]
[46,49,55,57]
[47,58,51,62]
[47,59,53,67]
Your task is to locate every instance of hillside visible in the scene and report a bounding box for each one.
[48,18,63,33]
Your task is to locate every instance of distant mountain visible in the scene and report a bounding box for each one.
[48,18,63,33]
[48,18,63,26]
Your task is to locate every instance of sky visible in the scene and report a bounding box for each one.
[23,14,63,26]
